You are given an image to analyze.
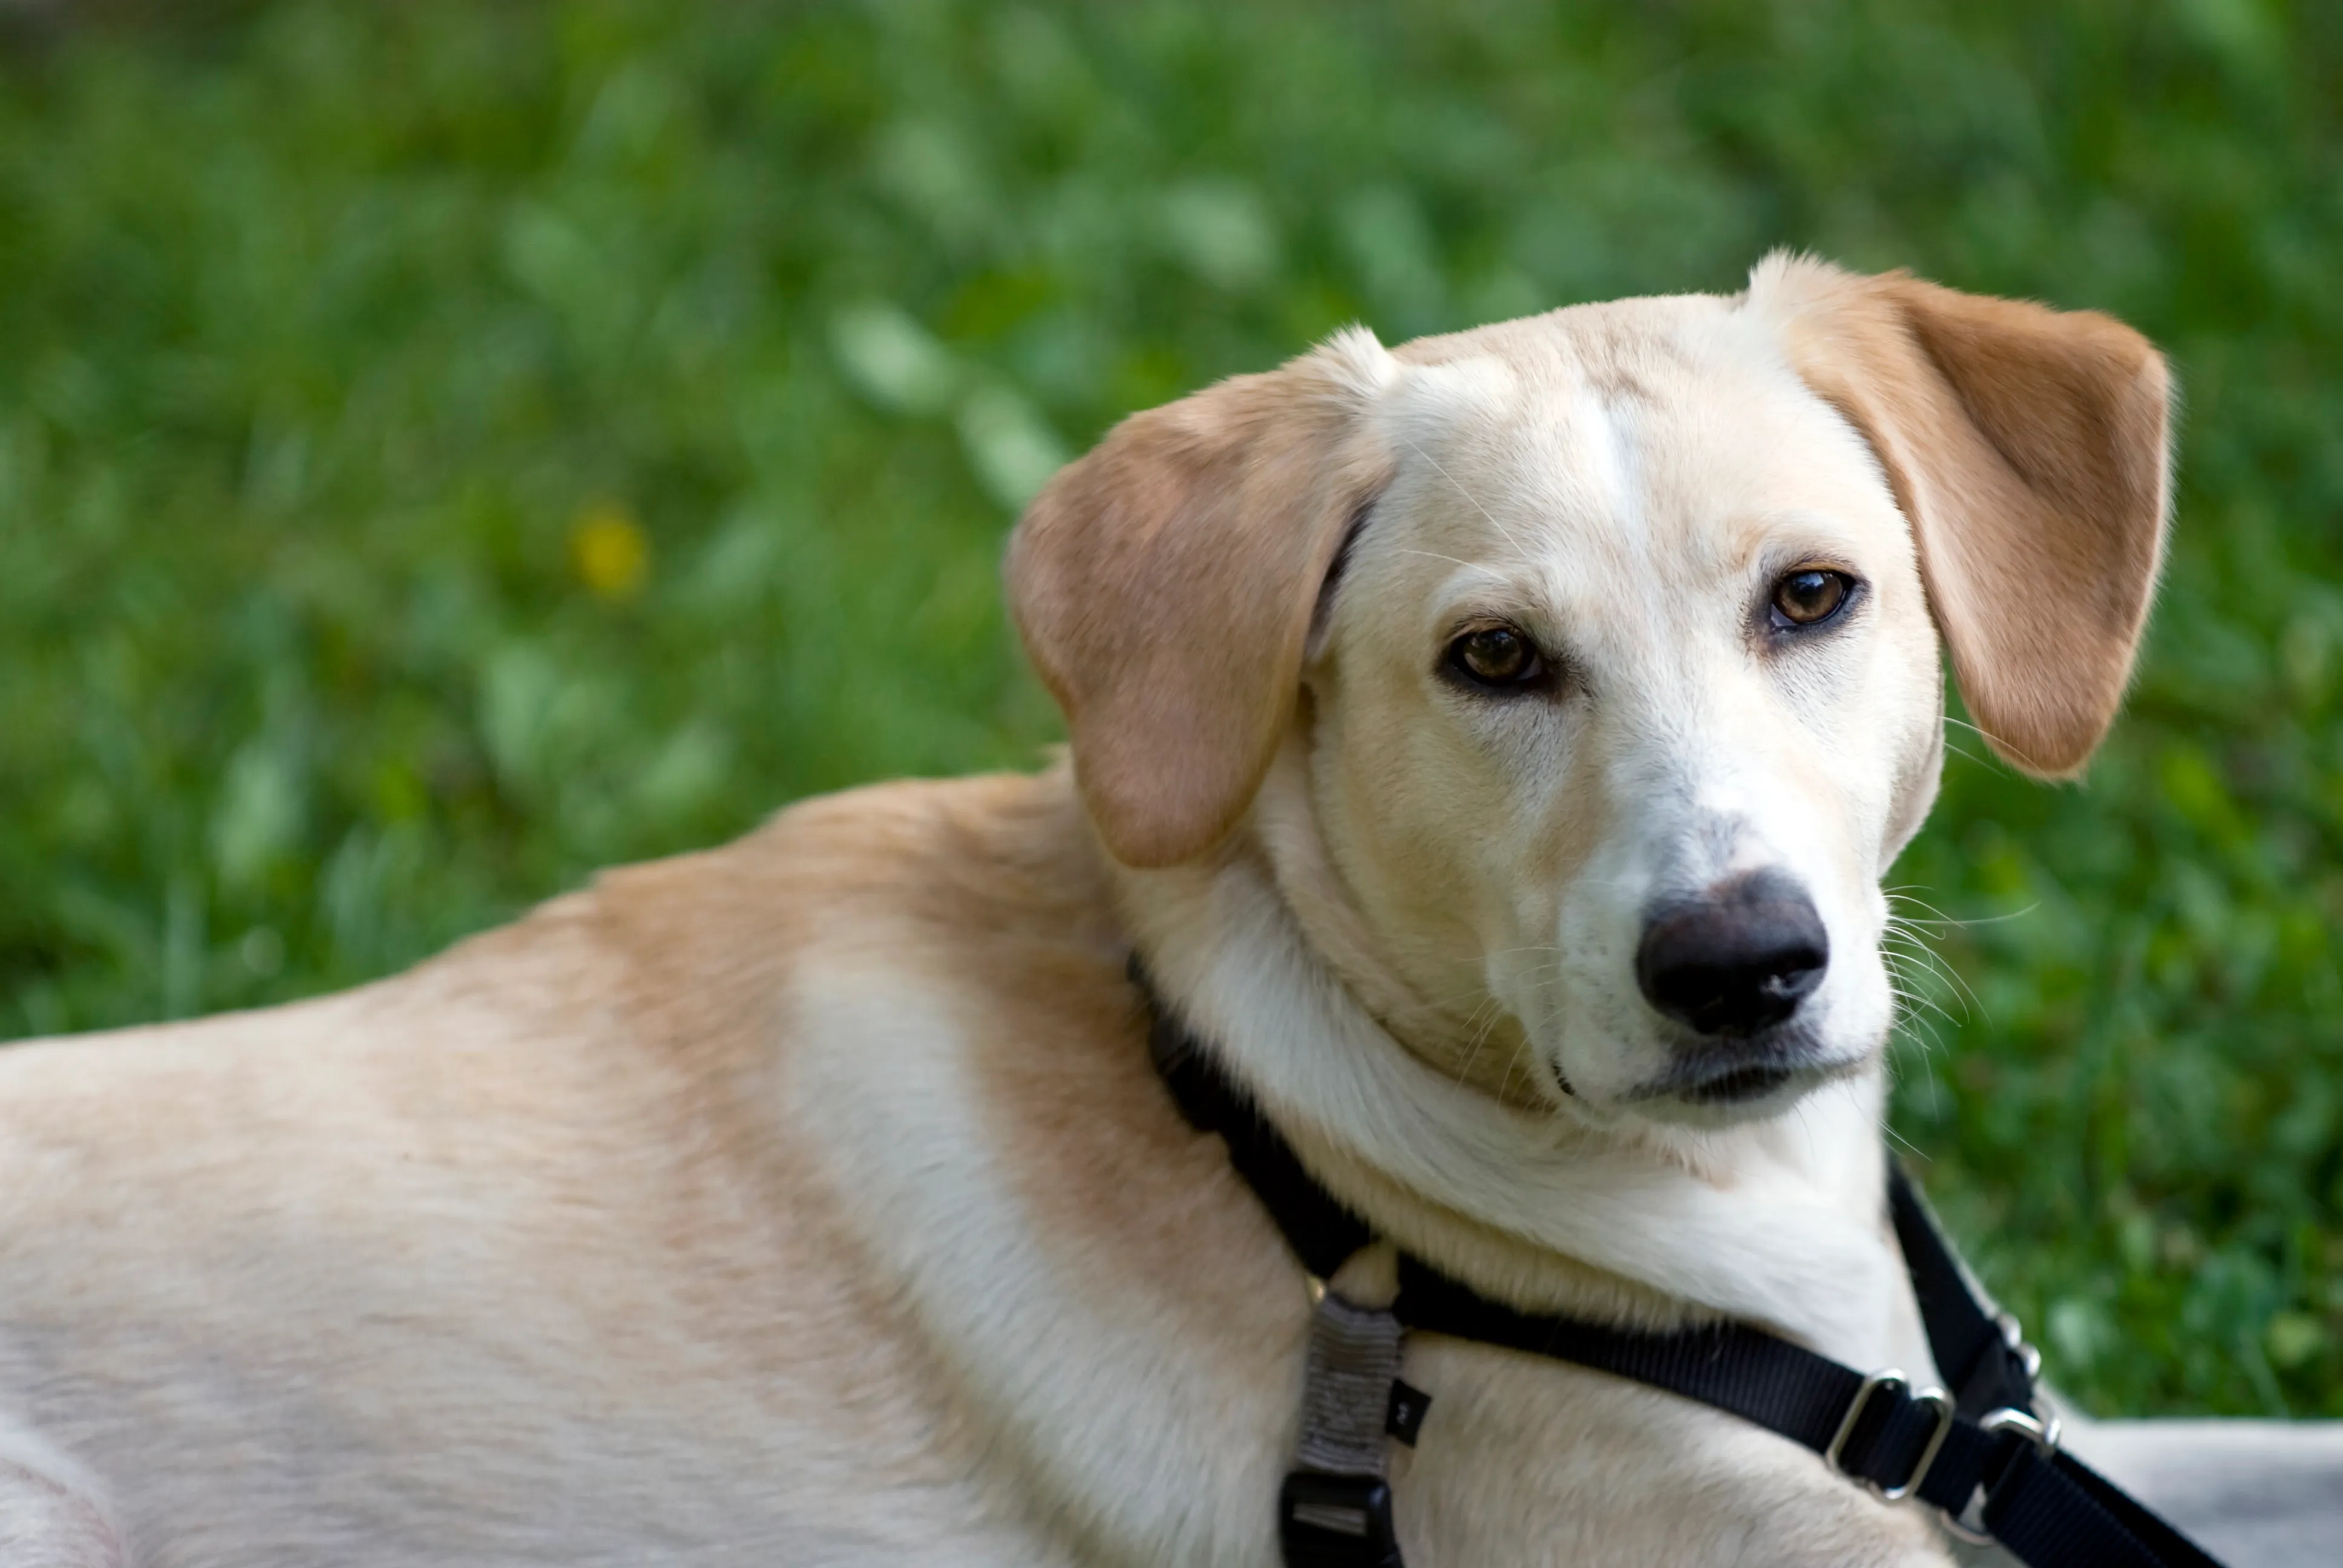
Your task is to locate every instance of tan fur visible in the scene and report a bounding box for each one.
[4,259,2299,1568]
[1006,330,1397,867]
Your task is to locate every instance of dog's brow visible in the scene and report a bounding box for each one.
[1404,437,1531,563]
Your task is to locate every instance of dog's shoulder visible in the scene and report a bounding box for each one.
[0,765,1129,1221]
[581,759,1118,982]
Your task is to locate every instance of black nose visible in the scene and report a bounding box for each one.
[1636,874,1829,1037]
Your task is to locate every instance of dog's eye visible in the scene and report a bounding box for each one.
[1446,626,1545,689]
[1769,569,1854,629]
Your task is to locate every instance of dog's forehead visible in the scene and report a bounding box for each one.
[1378,292,1900,573]
[1394,288,1743,377]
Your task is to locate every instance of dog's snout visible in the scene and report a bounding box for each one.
[1635,874,1829,1038]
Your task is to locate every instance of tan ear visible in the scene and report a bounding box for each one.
[1004,330,1396,866]
[1752,253,2172,777]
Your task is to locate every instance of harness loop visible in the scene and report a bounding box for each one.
[1280,1285,1409,1568]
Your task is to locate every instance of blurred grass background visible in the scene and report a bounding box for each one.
[1,0,2338,1419]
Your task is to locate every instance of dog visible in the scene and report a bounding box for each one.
[2,253,2335,1566]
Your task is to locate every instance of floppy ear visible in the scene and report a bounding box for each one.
[1005,329,1397,867]
[1751,254,2172,777]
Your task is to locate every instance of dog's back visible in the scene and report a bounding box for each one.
[0,769,1178,1566]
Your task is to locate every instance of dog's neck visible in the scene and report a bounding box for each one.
[1108,748,1933,1376]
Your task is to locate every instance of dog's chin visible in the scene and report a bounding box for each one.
[1627,1064,1837,1128]
[1567,1033,1875,1129]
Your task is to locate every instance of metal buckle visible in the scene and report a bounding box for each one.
[1279,1471,1403,1568]
[1934,1406,2067,1547]
[1933,1405,2066,1546]
[1941,1497,1998,1547]
[1983,1405,2062,1459]
[1826,1370,1956,1503]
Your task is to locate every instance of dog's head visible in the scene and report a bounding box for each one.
[1008,255,2169,1128]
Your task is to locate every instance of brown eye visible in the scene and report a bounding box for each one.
[1770,569,1855,629]
[1447,626,1545,688]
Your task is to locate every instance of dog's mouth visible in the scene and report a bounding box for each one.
[1616,1028,1864,1119]
[1677,1062,1796,1104]
[1556,1059,1790,1106]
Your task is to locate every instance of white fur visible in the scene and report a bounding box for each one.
[1117,847,1920,1367]
[0,1416,125,1567]
[784,965,1292,1566]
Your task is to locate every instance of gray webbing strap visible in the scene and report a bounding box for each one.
[1294,1290,1405,1477]
[1283,1290,1409,1565]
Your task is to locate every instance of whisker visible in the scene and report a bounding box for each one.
[1938,713,2048,774]
[1394,547,1501,573]
[1884,934,1982,1017]
[1452,995,1506,1088]
[1886,891,2039,930]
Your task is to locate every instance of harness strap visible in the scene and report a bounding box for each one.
[1282,1292,1407,1568]
[1148,987,1372,1279]
[1136,962,2226,1568]
[1889,1164,2041,1420]
[1397,1261,2221,1567]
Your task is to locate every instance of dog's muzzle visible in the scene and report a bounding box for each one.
[1633,869,1830,1101]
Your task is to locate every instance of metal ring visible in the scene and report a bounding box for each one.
[1996,1310,2045,1384]
[1940,1492,1999,1547]
[1826,1369,1906,1475]
[1878,1386,1955,1503]
[1826,1371,1956,1503]
[1983,1406,2063,1459]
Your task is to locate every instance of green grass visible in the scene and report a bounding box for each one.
[2,0,2338,1419]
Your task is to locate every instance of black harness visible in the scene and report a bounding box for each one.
[1138,969,2226,1568]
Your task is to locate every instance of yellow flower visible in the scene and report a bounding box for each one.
[570,502,649,603]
